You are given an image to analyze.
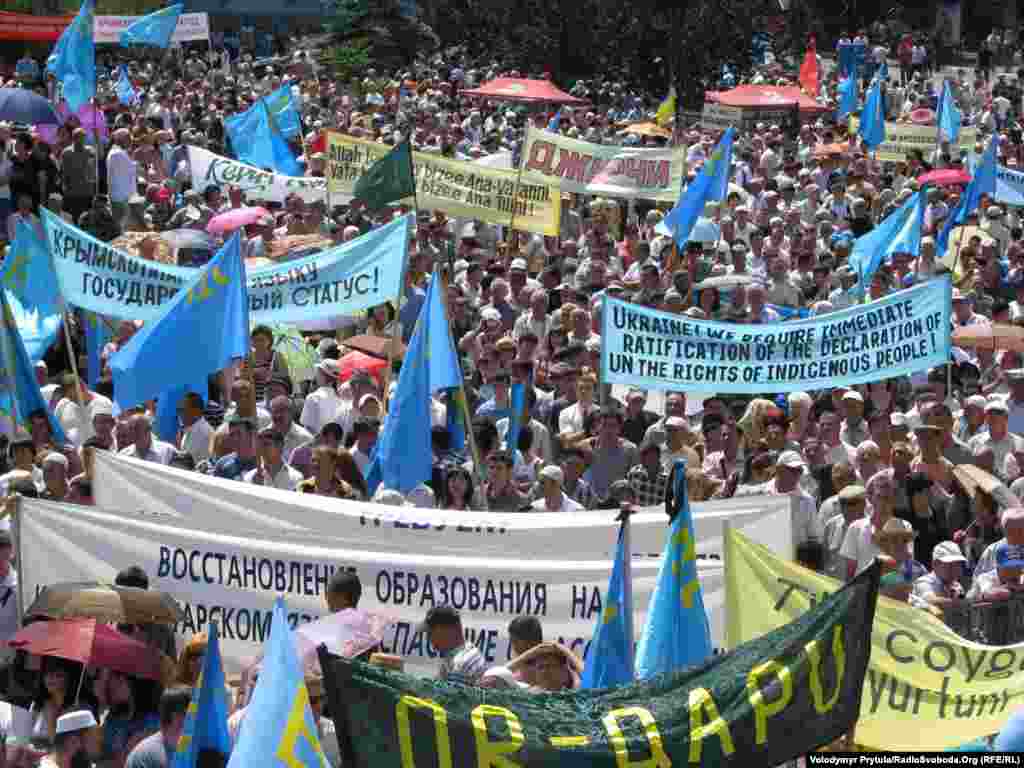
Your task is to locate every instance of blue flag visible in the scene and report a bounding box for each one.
[225,101,301,176]
[84,312,112,388]
[110,234,250,411]
[226,599,328,768]
[936,80,962,145]
[837,75,858,122]
[937,135,999,258]
[858,77,886,150]
[506,380,529,463]
[848,187,927,290]
[635,460,712,679]
[365,267,462,496]
[262,84,302,141]
[548,107,562,132]
[120,4,183,48]
[0,291,65,442]
[115,65,137,107]
[1,221,62,363]
[171,622,231,768]
[660,127,735,247]
[50,0,95,113]
[581,516,634,689]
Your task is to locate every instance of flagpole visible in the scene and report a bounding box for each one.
[61,307,86,405]
[383,141,415,402]
[617,506,635,678]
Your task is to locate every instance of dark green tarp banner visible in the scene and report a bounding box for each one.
[320,564,880,768]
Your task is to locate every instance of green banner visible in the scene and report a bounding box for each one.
[320,565,880,768]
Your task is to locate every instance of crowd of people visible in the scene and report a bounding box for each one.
[0,17,1024,756]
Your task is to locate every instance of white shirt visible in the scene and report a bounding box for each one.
[301,386,342,435]
[119,440,175,465]
[180,418,213,464]
[281,421,313,463]
[559,401,595,435]
[531,493,583,512]
[243,463,302,491]
[840,518,882,575]
[106,145,138,203]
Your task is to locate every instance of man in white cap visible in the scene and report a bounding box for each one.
[300,359,342,436]
[532,465,582,512]
[45,710,98,768]
[839,390,869,449]
[912,541,967,609]
[740,450,819,558]
[968,398,1024,483]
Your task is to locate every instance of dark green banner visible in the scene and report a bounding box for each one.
[320,564,880,768]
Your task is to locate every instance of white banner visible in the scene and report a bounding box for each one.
[701,103,744,131]
[78,453,793,673]
[94,13,210,45]
[188,146,327,205]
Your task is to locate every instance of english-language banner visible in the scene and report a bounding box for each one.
[41,210,410,323]
[848,118,977,162]
[520,124,687,201]
[188,146,327,205]
[325,133,561,236]
[94,13,210,44]
[321,565,876,768]
[600,279,952,394]
[80,453,794,671]
[725,530,1024,751]
[993,163,1024,207]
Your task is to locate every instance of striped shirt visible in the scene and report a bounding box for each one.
[439,643,488,685]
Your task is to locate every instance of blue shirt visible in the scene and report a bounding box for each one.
[399,283,426,342]
[212,453,258,481]
[103,712,160,760]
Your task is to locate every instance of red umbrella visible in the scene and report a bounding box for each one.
[207,206,271,235]
[9,618,163,681]
[917,169,971,186]
[338,350,388,383]
[910,108,935,125]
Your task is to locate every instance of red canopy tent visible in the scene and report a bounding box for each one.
[460,78,588,106]
[706,85,829,119]
[0,12,73,42]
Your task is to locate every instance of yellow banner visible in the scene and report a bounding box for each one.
[325,133,561,236]
[725,530,1023,751]
[849,118,977,161]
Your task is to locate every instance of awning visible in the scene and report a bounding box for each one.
[0,12,74,43]
[706,85,828,115]
[460,78,588,106]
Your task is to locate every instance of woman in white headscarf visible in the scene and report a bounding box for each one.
[787,391,814,444]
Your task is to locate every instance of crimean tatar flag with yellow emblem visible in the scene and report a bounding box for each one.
[227,598,329,768]
[581,511,635,689]
[171,622,231,768]
[109,231,250,410]
[635,459,713,680]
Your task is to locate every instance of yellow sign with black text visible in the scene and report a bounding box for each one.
[848,118,977,161]
[325,132,561,236]
[726,530,1023,751]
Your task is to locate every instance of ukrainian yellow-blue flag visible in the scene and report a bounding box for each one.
[172,623,230,768]
[109,232,249,410]
[655,86,676,127]
[227,598,329,768]
[635,459,712,679]
[581,512,634,689]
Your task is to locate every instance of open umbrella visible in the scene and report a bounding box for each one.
[909,108,935,125]
[338,350,389,383]
[26,583,183,625]
[294,609,395,666]
[8,619,163,681]
[917,168,971,187]
[343,334,406,360]
[0,88,60,125]
[622,122,672,139]
[695,274,755,290]
[207,206,271,235]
